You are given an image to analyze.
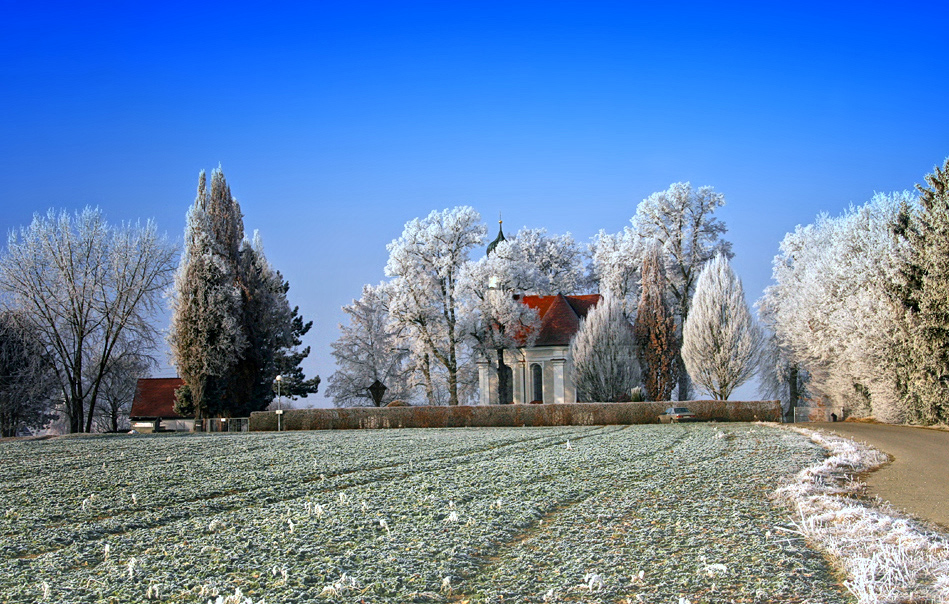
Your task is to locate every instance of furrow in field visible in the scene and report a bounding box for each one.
[0,426,617,561]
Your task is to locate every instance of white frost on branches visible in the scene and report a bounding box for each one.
[488,227,588,295]
[0,207,175,433]
[758,192,913,420]
[682,254,760,400]
[326,283,412,407]
[569,295,640,402]
[385,207,486,406]
[589,227,644,311]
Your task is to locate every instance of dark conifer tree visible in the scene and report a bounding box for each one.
[892,158,949,423]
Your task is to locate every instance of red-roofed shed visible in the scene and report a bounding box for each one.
[129,378,194,432]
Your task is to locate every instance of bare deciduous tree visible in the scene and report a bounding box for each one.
[0,311,57,437]
[0,208,176,433]
[91,348,151,433]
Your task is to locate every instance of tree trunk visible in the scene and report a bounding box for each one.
[447,340,459,406]
[676,298,691,401]
[676,354,691,401]
[496,348,510,404]
[421,353,436,406]
[68,390,83,434]
[787,365,799,422]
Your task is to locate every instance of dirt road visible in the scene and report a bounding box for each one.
[812,422,949,530]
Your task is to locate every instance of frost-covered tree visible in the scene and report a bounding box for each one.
[759,192,912,421]
[634,241,678,401]
[0,312,57,437]
[169,170,246,421]
[327,283,412,407]
[757,330,808,421]
[633,182,733,399]
[589,227,644,310]
[459,253,540,404]
[682,254,760,401]
[170,170,316,420]
[569,295,640,402]
[892,159,949,423]
[489,227,588,295]
[0,207,175,433]
[386,207,486,406]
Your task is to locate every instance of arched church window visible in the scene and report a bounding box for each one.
[531,363,543,403]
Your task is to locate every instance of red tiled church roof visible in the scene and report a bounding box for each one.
[129,377,188,419]
[519,294,602,346]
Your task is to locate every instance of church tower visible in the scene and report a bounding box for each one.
[486,217,505,256]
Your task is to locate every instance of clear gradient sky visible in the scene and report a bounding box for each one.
[2,2,947,405]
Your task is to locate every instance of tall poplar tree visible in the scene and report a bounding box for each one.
[634,242,678,401]
[632,182,732,400]
[569,295,640,402]
[682,254,760,401]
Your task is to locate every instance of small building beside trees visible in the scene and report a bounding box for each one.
[477,293,601,405]
[129,378,194,433]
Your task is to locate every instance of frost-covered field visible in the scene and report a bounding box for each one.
[0,425,851,603]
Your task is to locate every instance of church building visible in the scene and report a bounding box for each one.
[476,221,601,405]
[476,293,601,405]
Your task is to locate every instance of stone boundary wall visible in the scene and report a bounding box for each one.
[249,400,781,431]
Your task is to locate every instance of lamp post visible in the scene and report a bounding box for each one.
[275,375,283,410]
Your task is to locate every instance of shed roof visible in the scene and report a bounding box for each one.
[129,377,188,419]
[519,294,602,347]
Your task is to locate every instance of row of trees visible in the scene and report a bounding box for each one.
[760,159,949,424]
[169,168,320,422]
[328,182,760,407]
[0,167,320,434]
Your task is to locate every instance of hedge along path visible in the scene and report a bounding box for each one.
[0,425,847,603]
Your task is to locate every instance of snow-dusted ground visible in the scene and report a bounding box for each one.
[1,425,946,603]
[774,425,949,604]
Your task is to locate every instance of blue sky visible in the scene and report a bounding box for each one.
[2,1,947,405]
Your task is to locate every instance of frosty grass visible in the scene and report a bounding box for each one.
[0,423,941,603]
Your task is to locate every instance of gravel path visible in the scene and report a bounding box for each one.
[0,425,851,603]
